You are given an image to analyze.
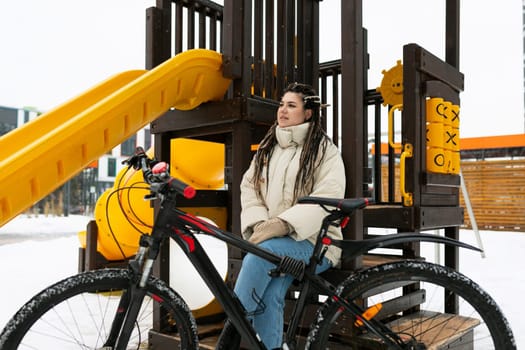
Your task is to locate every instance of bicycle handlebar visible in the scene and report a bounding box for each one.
[166,177,196,199]
[124,147,196,199]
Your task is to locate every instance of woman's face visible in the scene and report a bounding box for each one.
[277,92,312,128]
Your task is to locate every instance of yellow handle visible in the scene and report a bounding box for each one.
[388,104,403,149]
[400,143,413,206]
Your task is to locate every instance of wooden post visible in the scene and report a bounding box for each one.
[340,0,365,269]
[84,220,99,272]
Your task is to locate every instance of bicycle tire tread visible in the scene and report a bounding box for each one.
[0,268,199,349]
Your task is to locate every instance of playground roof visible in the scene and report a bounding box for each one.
[372,134,525,152]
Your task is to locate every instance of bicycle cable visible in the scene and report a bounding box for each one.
[104,184,151,260]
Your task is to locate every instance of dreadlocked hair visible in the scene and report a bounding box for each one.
[251,82,330,202]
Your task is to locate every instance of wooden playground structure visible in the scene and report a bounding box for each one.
[141,0,466,347]
[78,0,491,348]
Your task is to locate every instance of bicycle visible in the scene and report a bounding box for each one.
[0,147,516,349]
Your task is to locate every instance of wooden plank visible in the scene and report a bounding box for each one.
[149,323,224,350]
[357,310,479,350]
[375,289,426,320]
[385,310,479,350]
[460,159,525,231]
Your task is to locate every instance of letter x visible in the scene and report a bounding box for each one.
[446,130,457,146]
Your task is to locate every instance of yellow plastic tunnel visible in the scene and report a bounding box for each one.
[78,138,225,261]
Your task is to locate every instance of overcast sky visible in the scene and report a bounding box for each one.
[0,0,523,138]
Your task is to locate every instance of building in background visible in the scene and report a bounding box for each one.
[0,105,152,216]
[0,105,40,133]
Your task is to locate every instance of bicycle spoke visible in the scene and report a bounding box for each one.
[0,269,198,350]
[307,261,515,349]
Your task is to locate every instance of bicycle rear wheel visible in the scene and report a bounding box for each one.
[0,268,198,349]
[307,261,515,349]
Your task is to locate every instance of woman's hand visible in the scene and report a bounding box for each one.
[249,218,290,244]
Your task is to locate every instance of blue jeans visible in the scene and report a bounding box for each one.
[234,237,332,349]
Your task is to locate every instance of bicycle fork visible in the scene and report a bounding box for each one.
[102,285,148,350]
[102,243,154,350]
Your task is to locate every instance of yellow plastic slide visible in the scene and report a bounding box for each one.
[0,49,231,227]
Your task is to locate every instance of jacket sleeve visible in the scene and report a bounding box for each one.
[239,158,269,239]
[277,143,346,241]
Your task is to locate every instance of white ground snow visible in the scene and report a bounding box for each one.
[0,214,523,348]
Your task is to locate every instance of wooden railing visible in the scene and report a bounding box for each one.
[145,0,223,69]
[155,0,321,103]
[172,0,223,54]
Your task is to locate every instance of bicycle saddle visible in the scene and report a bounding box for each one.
[297,196,373,215]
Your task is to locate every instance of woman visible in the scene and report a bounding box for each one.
[233,82,346,349]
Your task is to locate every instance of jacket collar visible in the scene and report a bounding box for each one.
[276,122,311,148]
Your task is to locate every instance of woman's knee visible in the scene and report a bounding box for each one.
[241,252,265,270]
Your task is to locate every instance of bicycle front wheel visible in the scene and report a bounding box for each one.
[0,268,198,349]
[307,261,515,349]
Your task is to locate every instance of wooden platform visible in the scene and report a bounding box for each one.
[148,254,481,350]
[357,310,480,350]
[149,323,223,350]
[149,310,480,350]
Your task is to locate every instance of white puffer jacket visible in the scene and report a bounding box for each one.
[240,122,346,267]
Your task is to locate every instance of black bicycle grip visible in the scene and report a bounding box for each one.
[168,177,196,199]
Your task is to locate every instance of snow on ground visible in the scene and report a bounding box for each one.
[0,214,523,348]
[0,215,90,330]
[0,214,90,244]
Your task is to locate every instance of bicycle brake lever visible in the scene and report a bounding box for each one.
[123,146,148,169]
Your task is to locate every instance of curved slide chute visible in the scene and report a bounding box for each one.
[0,49,231,227]
[1,49,231,317]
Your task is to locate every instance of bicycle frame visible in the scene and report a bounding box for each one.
[154,201,307,350]
[137,197,469,349]
[114,150,483,350]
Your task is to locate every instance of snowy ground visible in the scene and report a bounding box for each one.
[0,214,523,348]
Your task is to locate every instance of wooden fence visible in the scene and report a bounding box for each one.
[460,159,525,232]
[380,159,525,232]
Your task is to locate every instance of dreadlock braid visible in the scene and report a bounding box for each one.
[251,83,331,202]
[251,123,277,200]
